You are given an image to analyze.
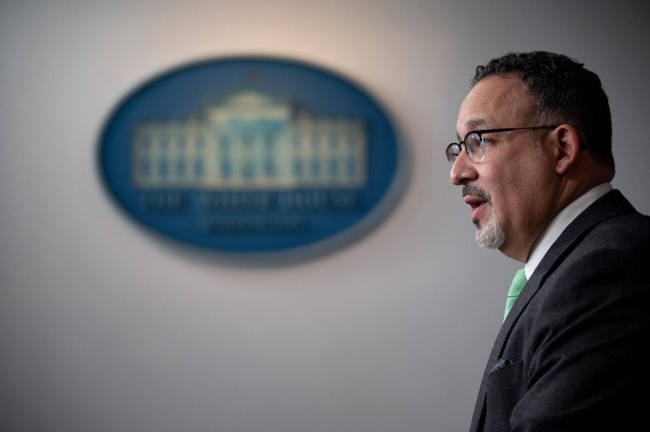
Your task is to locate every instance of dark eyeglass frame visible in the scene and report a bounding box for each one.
[445,126,558,166]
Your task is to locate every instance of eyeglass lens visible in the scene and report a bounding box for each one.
[446,144,460,165]
[447,132,485,166]
[465,132,485,162]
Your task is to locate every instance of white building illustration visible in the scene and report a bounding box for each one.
[132,90,367,190]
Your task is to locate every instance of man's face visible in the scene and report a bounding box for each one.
[450,75,558,261]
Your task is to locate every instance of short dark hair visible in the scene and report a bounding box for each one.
[472,51,613,165]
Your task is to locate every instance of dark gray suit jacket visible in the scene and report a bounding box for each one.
[470,190,650,431]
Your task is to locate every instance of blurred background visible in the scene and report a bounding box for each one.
[2,1,649,431]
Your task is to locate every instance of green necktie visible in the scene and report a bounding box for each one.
[504,268,527,321]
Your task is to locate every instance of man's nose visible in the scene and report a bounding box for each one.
[450,149,478,185]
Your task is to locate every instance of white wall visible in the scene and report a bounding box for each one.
[2,1,649,431]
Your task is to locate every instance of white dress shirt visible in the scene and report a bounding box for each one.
[524,183,613,279]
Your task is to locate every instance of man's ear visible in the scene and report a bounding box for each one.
[552,124,581,175]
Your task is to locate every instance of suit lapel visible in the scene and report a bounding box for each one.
[469,190,634,431]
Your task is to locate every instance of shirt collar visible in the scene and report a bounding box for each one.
[524,183,613,279]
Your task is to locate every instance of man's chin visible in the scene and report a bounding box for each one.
[475,221,506,250]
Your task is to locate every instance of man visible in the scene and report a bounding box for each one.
[447,51,650,431]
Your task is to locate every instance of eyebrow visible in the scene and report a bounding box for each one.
[456,118,490,140]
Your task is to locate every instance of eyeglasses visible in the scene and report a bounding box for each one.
[445,126,558,166]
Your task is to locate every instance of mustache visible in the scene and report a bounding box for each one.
[462,184,492,203]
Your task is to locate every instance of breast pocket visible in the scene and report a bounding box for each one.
[485,359,524,431]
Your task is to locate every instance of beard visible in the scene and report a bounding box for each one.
[463,184,506,250]
[475,203,506,249]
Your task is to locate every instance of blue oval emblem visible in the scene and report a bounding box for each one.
[99,57,407,256]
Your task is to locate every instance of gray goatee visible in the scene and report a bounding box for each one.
[462,185,506,249]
